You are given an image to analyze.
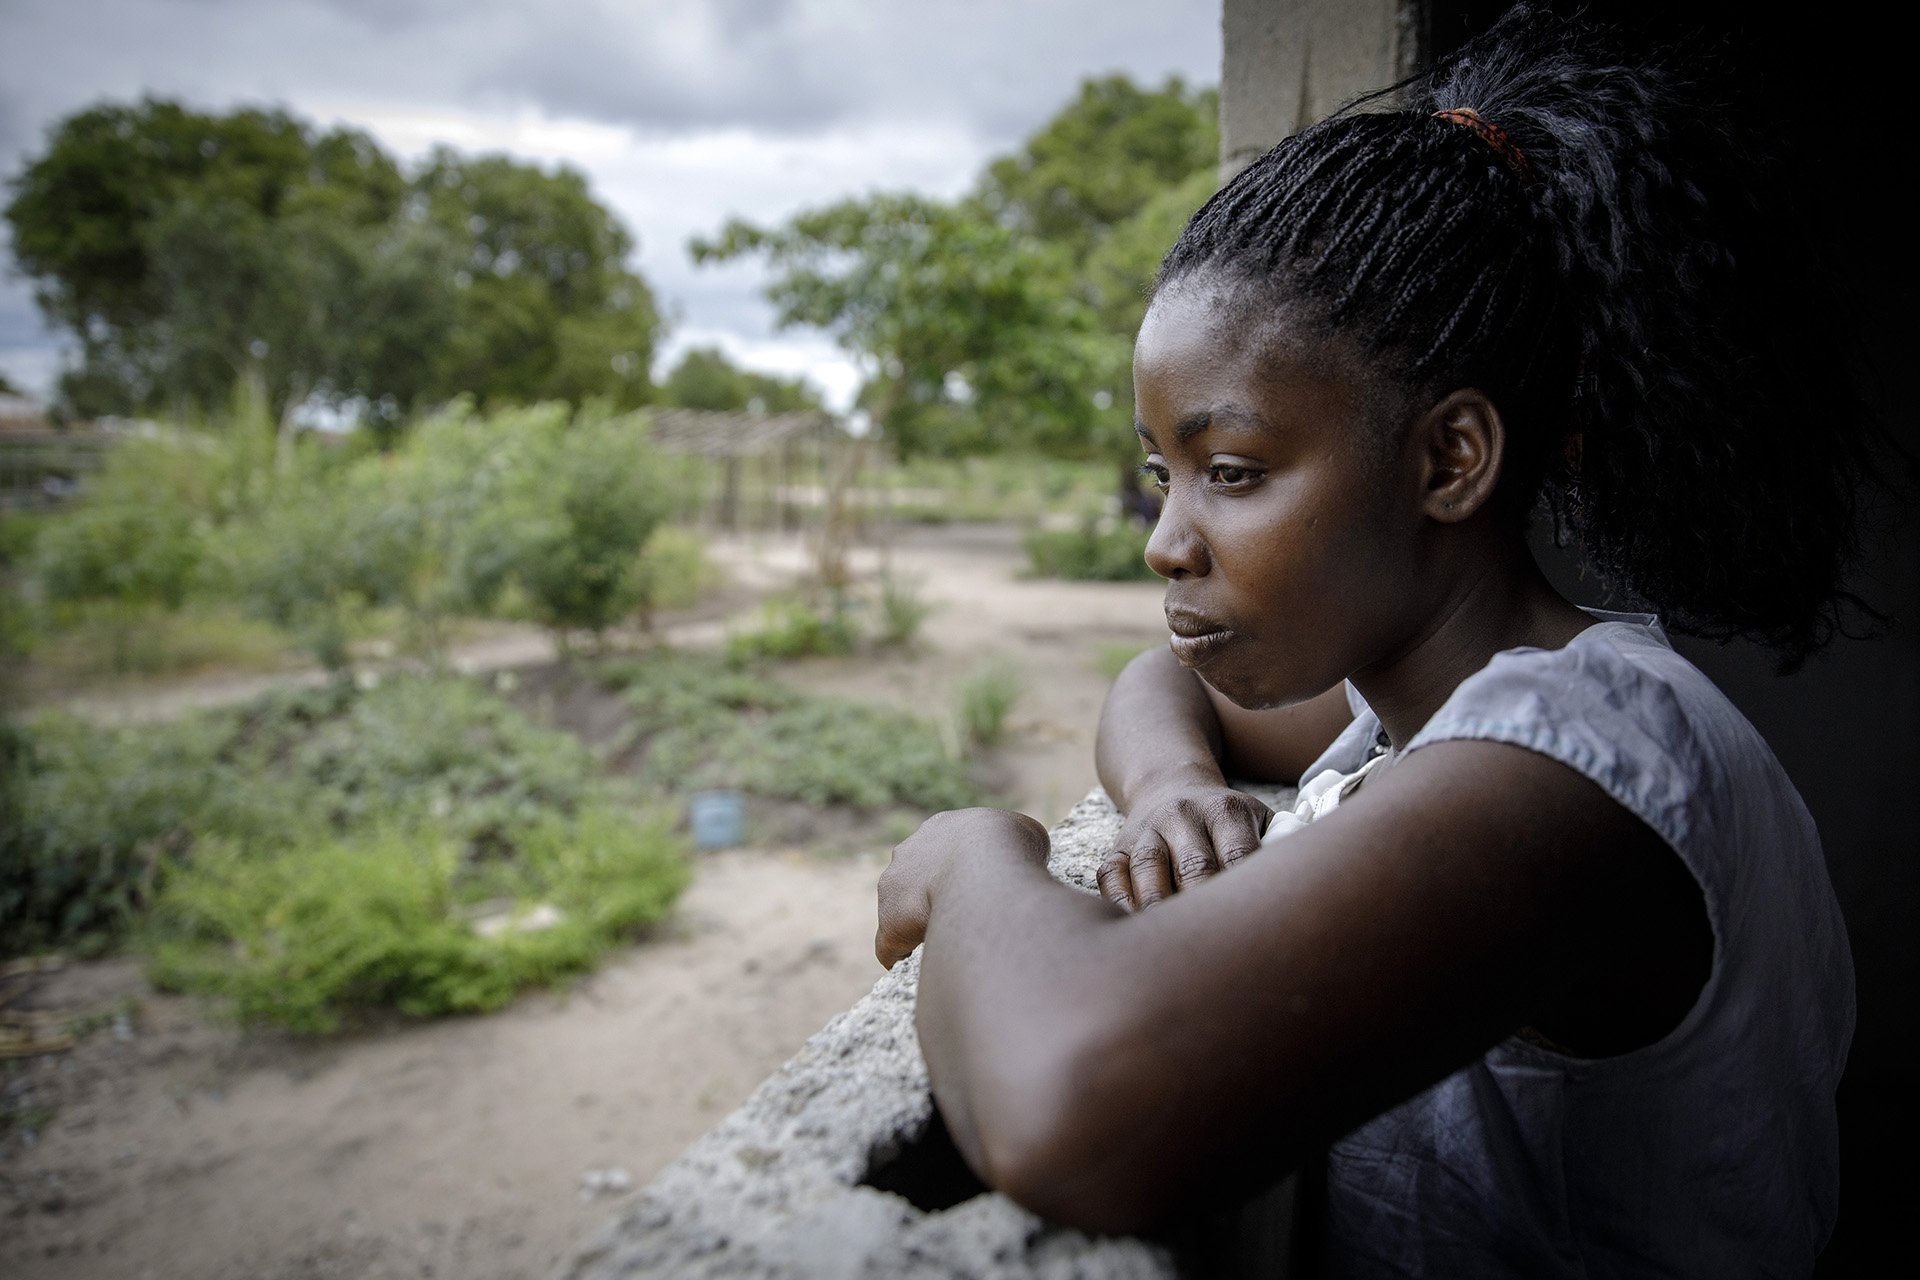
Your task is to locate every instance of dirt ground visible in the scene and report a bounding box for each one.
[0,522,1170,1280]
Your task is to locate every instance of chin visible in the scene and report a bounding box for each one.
[1197,669,1284,711]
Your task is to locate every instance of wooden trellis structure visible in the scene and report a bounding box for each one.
[645,408,848,533]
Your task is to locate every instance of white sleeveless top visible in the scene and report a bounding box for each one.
[1266,612,1854,1278]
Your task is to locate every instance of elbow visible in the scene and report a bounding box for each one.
[959,1024,1177,1235]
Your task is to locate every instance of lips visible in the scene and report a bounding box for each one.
[1164,607,1233,667]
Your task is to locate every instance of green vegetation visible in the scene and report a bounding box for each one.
[610,652,979,813]
[660,345,822,414]
[725,596,860,662]
[1,675,690,1030]
[695,75,1217,465]
[876,573,933,648]
[5,99,661,432]
[147,808,685,1034]
[12,403,693,678]
[1024,518,1157,581]
[958,661,1023,749]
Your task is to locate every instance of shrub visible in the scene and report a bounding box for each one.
[611,651,978,812]
[958,661,1023,749]
[636,525,717,615]
[146,805,687,1033]
[876,572,933,648]
[1023,516,1157,581]
[3,675,692,1032]
[725,596,858,662]
[0,712,253,954]
[488,411,668,642]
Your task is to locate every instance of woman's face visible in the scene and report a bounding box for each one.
[1132,278,1429,709]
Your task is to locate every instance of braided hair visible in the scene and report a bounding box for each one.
[1157,4,1876,666]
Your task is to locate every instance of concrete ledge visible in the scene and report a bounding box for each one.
[557,785,1293,1280]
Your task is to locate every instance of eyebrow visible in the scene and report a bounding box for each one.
[1134,406,1270,445]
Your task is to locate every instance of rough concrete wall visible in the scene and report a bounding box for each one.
[557,784,1295,1280]
[1220,0,1423,177]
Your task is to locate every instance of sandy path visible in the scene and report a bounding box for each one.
[1,523,1170,1280]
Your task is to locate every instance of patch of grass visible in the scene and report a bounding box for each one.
[1024,518,1157,581]
[1094,641,1155,682]
[608,651,979,812]
[957,661,1023,750]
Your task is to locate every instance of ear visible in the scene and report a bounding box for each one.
[1411,389,1505,523]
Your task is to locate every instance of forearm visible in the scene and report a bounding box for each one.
[912,822,1127,1202]
[1095,645,1229,812]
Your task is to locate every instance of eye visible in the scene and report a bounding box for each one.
[1207,463,1261,487]
[1136,461,1170,492]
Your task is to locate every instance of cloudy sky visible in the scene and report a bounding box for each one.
[0,0,1220,409]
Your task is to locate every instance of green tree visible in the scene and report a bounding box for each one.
[413,150,662,411]
[5,100,663,431]
[662,345,822,413]
[690,76,1216,461]
[695,195,1124,458]
[977,76,1218,263]
[4,100,414,424]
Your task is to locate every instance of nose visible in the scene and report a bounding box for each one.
[1144,495,1209,580]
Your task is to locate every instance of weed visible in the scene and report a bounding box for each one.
[726,596,858,662]
[876,573,933,648]
[608,651,978,812]
[957,661,1023,750]
[1023,517,1157,581]
[147,806,687,1033]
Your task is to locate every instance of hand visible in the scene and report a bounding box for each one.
[876,807,1051,969]
[1098,784,1272,912]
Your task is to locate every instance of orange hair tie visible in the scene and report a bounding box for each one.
[1432,107,1532,180]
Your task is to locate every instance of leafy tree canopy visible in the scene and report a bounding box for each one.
[4,98,663,434]
[691,76,1215,460]
[661,345,822,414]
[977,75,1218,262]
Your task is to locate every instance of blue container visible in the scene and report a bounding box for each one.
[688,789,746,849]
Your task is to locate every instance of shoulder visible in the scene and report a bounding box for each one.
[1406,614,1762,860]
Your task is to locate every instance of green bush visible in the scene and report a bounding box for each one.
[1023,517,1157,581]
[611,652,977,812]
[147,805,687,1033]
[958,661,1023,749]
[725,596,859,662]
[2,676,691,1030]
[635,525,717,615]
[0,712,255,954]
[876,572,933,648]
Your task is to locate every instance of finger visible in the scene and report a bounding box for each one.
[1209,796,1272,869]
[1160,812,1221,889]
[1097,854,1136,913]
[1128,836,1175,908]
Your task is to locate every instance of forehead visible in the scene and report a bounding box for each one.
[1133,279,1373,438]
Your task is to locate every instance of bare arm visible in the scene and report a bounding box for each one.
[879,740,1683,1233]
[1092,645,1354,907]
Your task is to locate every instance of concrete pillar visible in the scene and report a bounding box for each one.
[1219,0,1424,177]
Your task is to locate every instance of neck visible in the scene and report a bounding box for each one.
[1350,531,1592,749]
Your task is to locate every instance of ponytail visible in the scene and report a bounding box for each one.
[1159,4,1881,665]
